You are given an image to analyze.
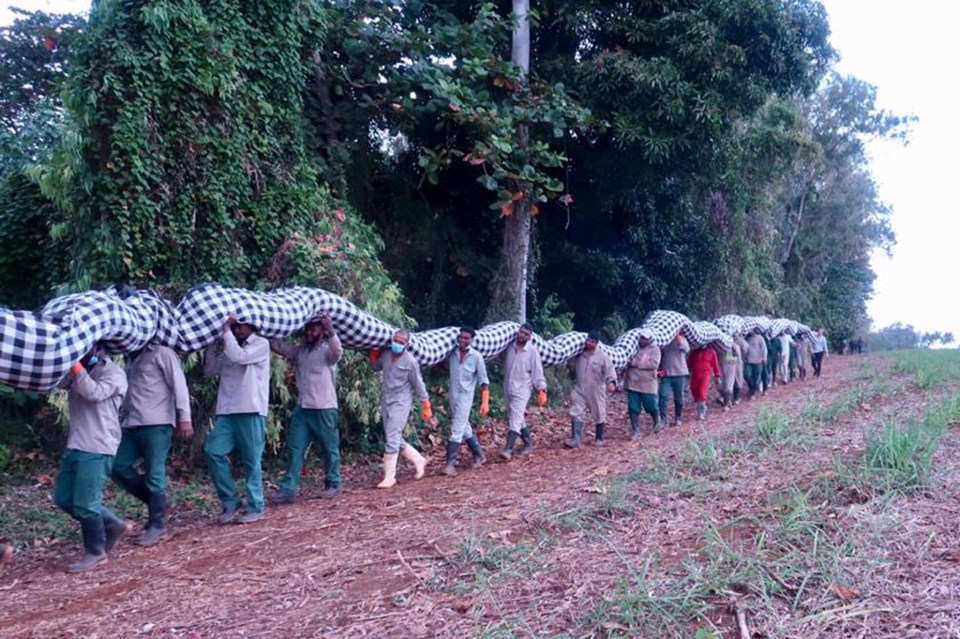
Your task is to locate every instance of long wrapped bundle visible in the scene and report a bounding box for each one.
[0,285,805,391]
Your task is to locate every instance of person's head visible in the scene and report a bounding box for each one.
[391,328,410,354]
[458,326,476,351]
[818,327,825,335]
[516,322,534,345]
[304,321,324,346]
[585,329,601,352]
[231,322,256,343]
[638,328,654,347]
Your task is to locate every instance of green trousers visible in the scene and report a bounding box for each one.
[54,449,113,521]
[279,407,341,496]
[627,390,659,417]
[204,413,266,513]
[744,363,763,394]
[111,424,172,499]
[658,375,687,420]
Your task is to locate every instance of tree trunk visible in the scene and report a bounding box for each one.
[485,0,532,323]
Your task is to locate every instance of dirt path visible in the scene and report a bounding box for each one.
[0,357,871,637]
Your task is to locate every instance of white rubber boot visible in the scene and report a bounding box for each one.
[377,453,399,489]
[401,446,427,480]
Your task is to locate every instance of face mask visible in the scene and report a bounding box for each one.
[390,342,405,354]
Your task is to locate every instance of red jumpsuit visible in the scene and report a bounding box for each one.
[687,348,721,402]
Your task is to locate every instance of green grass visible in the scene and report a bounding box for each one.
[892,349,960,389]
[680,437,725,474]
[756,409,795,445]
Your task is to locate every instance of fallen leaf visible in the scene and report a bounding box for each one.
[35,474,53,487]
[829,583,860,601]
[453,599,473,614]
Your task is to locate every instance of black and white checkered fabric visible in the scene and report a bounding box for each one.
[641,310,732,350]
[0,284,813,391]
[714,314,745,336]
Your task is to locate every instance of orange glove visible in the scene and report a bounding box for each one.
[367,349,381,363]
[537,389,547,407]
[70,362,84,377]
[421,399,433,421]
[479,388,490,416]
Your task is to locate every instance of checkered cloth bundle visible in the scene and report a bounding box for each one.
[0,284,809,391]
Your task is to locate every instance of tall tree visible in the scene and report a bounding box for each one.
[486,0,532,322]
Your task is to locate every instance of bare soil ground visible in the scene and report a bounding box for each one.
[3,355,960,638]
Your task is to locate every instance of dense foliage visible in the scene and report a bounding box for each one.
[0,1,929,459]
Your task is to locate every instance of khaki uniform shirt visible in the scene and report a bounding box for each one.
[122,344,191,428]
[67,359,128,455]
[503,342,547,432]
[625,344,661,394]
[374,350,428,432]
[569,348,617,423]
[660,337,690,376]
[271,333,342,410]
[204,332,271,416]
[745,334,768,365]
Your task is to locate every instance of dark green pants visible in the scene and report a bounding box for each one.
[54,449,113,521]
[279,407,341,496]
[744,363,763,395]
[205,413,266,513]
[627,390,659,417]
[112,424,172,499]
[658,376,687,420]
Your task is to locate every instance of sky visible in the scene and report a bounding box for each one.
[2,1,957,338]
[819,0,960,339]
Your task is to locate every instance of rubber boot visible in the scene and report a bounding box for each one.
[443,440,460,477]
[628,412,641,440]
[137,492,167,546]
[124,480,151,505]
[652,413,663,434]
[594,423,606,446]
[101,507,129,553]
[696,401,707,421]
[377,453,399,488]
[519,427,533,456]
[401,445,427,479]
[465,435,486,468]
[564,421,583,449]
[66,517,107,573]
[500,430,519,460]
[674,402,683,427]
[722,392,731,412]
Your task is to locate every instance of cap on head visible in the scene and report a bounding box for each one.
[638,329,654,340]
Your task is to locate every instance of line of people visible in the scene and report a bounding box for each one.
[47,318,828,574]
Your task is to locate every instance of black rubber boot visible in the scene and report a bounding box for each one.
[465,435,486,468]
[443,440,460,476]
[629,412,641,440]
[137,492,167,546]
[67,517,107,573]
[674,401,683,426]
[564,421,583,449]
[594,423,606,446]
[501,430,520,460]
[652,413,663,434]
[121,479,151,505]
[102,507,128,553]
[519,427,533,456]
